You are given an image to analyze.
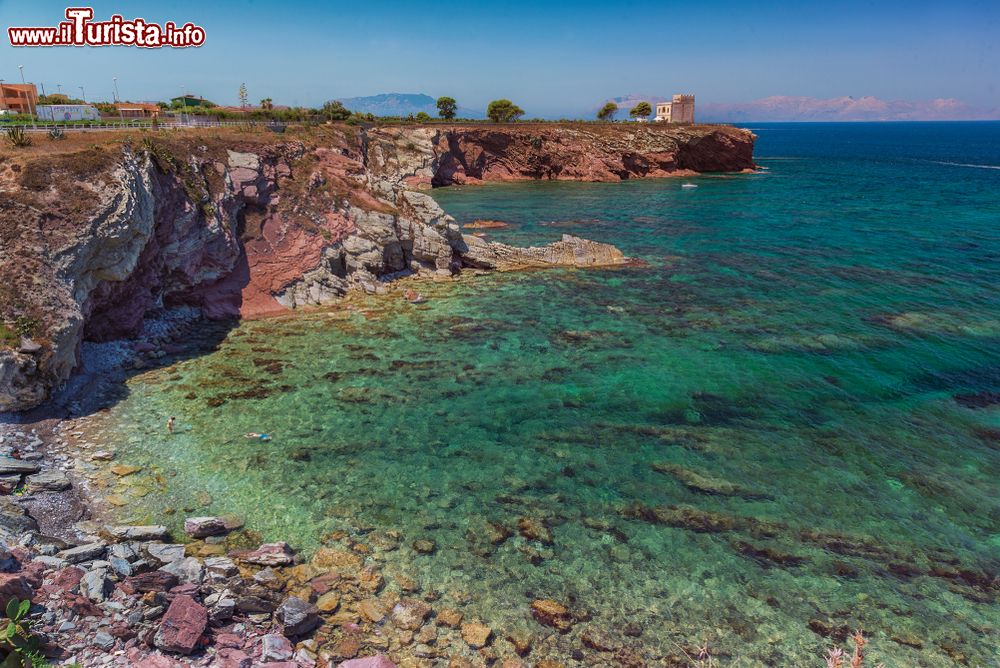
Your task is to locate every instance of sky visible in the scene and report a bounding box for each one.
[1,0,998,117]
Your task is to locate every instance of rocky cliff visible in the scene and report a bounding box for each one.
[0,123,754,411]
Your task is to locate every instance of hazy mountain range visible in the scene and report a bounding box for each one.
[337,93,483,119]
[698,96,1000,122]
[336,92,999,122]
[606,95,1000,122]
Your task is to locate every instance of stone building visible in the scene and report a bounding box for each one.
[655,94,695,123]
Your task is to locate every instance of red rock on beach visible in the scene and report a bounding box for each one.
[153,594,207,654]
[0,573,32,609]
[338,655,398,668]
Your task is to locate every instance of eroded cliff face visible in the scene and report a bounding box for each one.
[0,123,754,411]
[364,123,756,188]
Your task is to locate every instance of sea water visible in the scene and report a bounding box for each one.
[89,122,1000,666]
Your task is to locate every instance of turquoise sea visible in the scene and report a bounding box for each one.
[91,122,1000,666]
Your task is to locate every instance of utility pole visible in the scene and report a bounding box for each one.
[79,86,86,102]
[113,77,120,103]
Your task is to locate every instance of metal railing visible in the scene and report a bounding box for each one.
[2,119,274,132]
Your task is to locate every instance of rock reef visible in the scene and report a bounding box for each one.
[0,123,755,411]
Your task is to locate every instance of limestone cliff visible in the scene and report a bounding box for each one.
[0,123,754,411]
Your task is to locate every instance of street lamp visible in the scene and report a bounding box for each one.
[17,65,35,118]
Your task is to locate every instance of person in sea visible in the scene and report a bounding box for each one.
[244,432,272,442]
[166,416,176,434]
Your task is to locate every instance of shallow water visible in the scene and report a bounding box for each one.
[91,122,1000,665]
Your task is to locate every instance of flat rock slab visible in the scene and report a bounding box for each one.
[153,594,207,654]
[57,542,106,564]
[183,516,229,538]
[0,457,40,475]
[338,656,398,668]
[145,543,186,564]
[26,471,72,492]
[109,525,170,541]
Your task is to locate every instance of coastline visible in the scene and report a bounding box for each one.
[0,121,759,666]
[1,289,658,668]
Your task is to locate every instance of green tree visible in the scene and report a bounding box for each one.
[597,102,618,121]
[238,83,248,110]
[415,111,431,122]
[629,101,652,120]
[260,98,273,110]
[436,96,457,119]
[486,99,524,123]
[321,100,351,121]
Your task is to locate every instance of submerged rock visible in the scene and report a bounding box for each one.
[183,516,229,538]
[461,621,493,648]
[530,599,573,632]
[391,598,432,630]
[651,462,771,500]
[338,655,397,668]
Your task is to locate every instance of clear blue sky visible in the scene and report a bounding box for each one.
[1,0,997,116]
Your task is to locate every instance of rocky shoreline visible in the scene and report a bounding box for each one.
[1,122,755,413]
[0,330,658,668]
[0,121,758,666]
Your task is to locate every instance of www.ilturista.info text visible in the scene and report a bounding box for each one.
[8,7,205,48]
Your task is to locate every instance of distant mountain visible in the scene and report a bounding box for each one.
[594,94,1000,122]
[336,93,483,119]
[698,96,1000,122]
[585,95,667,119]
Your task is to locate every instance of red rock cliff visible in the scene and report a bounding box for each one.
[0,123,755,411]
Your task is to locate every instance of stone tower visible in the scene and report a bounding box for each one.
[671,94,695,123]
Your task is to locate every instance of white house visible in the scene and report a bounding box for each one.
[36,104,101,121]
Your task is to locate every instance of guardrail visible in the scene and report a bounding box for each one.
[0,119,278,132]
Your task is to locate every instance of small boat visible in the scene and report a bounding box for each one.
[681,183,698,189]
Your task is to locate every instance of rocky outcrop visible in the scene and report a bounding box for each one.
[364,123,756,188]
[1,123,754,411]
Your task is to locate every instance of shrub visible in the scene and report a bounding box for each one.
[1,597,45,667]
[5,126,31,148]
[321,101,351,121]
[48,127,66,141]
[486,99,524,123]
